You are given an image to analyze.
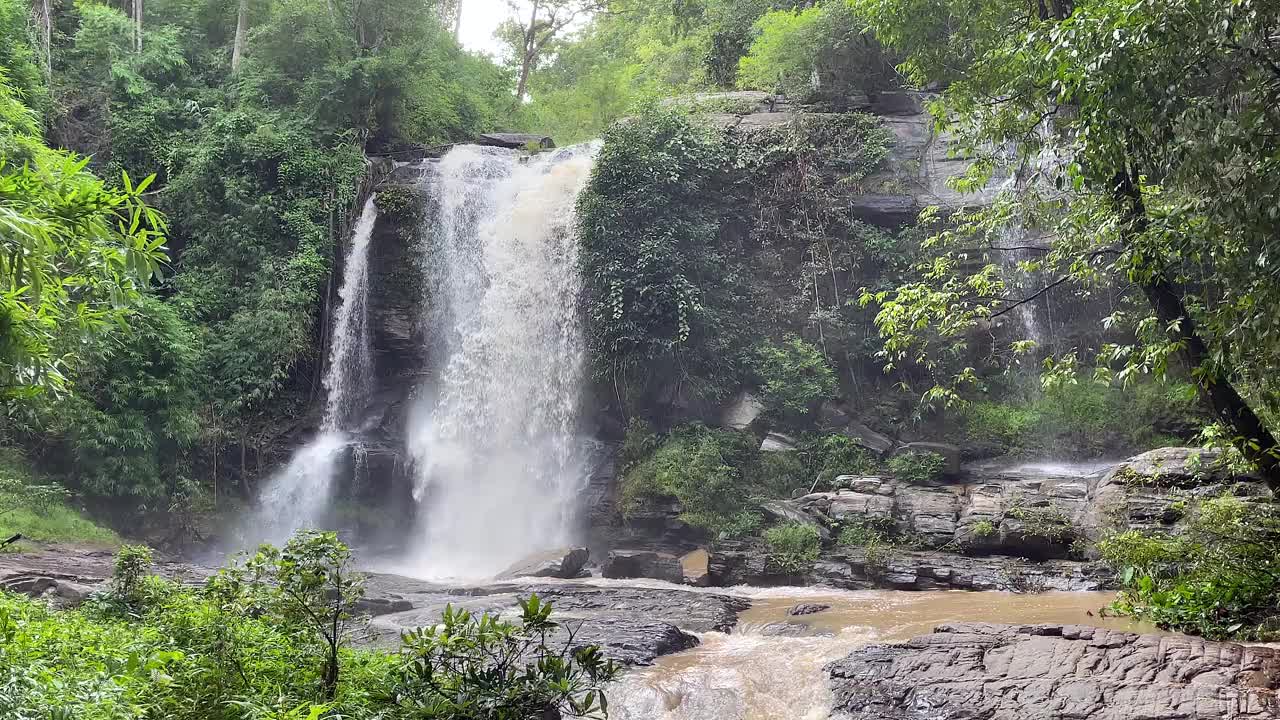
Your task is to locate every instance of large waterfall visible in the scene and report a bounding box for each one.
[251,195,379,543]
[406,144,596,578]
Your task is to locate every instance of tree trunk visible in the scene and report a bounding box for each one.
[30,0,51,80]
[134,0,143,53]
[514,0,540,102]
[1114,171,1280,488]
[452,0,462,40]
[231,0,249,73]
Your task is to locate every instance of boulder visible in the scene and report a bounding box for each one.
[788,602,831,616]
[828,623,1280,719]
[758,500,831,540]
[475,132,555,150]
[895,441,962,476]
[1112,447,1231,486]
[721,391,766,431]
[680,549,711,587]
[602,550,683,583]
[843,421,897,456]
[760,432,798,452]
[498,547,589,579]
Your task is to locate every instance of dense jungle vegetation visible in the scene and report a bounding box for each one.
[3,0,1280,711]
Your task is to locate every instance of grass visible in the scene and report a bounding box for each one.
[0,503,120,548]
[0,446,120,549]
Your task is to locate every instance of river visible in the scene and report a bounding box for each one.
[608,585,1155,720]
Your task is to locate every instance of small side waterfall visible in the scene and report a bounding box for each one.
[406,145,596,578]
[252,195,379,543]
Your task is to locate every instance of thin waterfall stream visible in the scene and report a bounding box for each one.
[250,195,379,543]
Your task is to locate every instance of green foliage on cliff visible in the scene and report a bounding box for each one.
[619,424,764,536]
[756,336,838,418]
[580,106,898,419]
[961,380,1200,457]
[515,0,896,141]
[0,534,616,719]
[579,107,752,409]
[763,521,821,574]
[1101,496,1280,640]
[886,450,946,484]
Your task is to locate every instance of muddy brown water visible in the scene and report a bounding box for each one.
[609,587,1159,720]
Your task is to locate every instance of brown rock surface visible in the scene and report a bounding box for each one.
[828,622,1280,719]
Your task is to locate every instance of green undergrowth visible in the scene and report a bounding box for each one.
[0,449,118,549]
[0,533,616,719]
[1099,496,1280,640]
[958,379,1201,457]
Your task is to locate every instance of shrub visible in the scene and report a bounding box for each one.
[801,434,878,489]
[764,522,821,574]
[396,594,619,718]
[971,519,996,538]
[619,425,762,537]
[108,544,154,612]
[887,450,947,484]
[837,516,894,547]
[1005,502,1074,545]
[1100,496,1280,640]
[756,336,838,419]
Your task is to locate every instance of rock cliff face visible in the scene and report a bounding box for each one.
[603,447,1272,592]
[828,623,1280,719]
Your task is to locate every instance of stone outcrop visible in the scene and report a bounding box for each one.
[475,132,555,150]
[789,602,830,616]
[680,548,711,587]
[364,575,747,665]
[828,623,1280,719]
[498,547,589,579]
[601,550,684,583]
[712,543,1109,592]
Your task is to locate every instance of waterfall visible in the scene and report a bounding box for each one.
[251,195,379,544]
[406,144,596,579]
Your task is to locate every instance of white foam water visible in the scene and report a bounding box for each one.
[406,144,597,579]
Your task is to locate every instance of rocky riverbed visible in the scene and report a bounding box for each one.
[5,543,1279,718]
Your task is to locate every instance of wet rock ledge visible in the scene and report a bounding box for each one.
[828,622,1280,719]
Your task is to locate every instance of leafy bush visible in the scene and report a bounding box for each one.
[971,519,996,538]
[1100,496,1280,640]
[108,544,154,613]
[961,380,1202,457]
[837,516,894,547]
[800,434,878,489]
[619,425,763,536]
[887,450,947,484]
[764,522,821,574]
[396,595,619,718]
[756,336,838,419]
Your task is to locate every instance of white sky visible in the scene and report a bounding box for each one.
[457,0,517,57]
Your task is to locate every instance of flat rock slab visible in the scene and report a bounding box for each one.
[828,622,1280,719]
[362,575,748,666]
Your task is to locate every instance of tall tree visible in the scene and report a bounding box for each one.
[501,0,603,102]
[857,0,1280,485]
[231,0,249,73]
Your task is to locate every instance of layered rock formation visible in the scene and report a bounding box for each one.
[828,623,1280,719]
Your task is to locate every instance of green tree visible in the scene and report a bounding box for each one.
[856,0,1280,486]
[0,66,167,398]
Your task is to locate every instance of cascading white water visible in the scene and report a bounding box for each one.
[251,195,379,543]
[406,144,596,578]
[322,195,377,431]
